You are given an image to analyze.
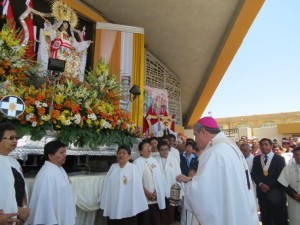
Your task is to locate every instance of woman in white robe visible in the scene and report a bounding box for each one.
[0,123,30,225]
[100,145,148,225]
[28,140,76,225]
[133,141,167,225]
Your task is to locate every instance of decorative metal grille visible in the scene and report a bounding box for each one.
[145,50,182,126]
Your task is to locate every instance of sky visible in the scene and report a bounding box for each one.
[202,0,300,119]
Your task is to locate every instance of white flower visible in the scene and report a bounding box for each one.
[41,115,50,121]
[100,119,112,129]
[35,101,42,108]
[42,103,48,107]
[71,114,81,125]
[32,122,37,127]
[87,113,97,121]
[26,113,34,121]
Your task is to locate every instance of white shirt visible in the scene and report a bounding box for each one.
[170,146,180,163]
[245,154,254,172]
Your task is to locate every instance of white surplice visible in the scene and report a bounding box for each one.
[154,153,182,198]
[245,154,254,172]
[28,161,76,225]
[0,155,18,214]
[184,132,259,225]
[170,146,180,163]
[99,162,148,219]
[133,156,167,209]
[278,164,300,225]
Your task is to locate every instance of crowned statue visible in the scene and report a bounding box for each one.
[37,1,92,81]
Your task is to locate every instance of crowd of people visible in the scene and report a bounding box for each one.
[1,119,300,225]
[238,135,300,225]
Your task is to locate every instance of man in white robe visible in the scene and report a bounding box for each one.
[278,147,300,225]
[176,117,259,225]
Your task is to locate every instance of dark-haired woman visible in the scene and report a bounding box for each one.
[100,145,148,225]
[133,141,167,225]
[28,140,76,225]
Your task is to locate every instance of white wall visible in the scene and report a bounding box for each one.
[253,127,291,142]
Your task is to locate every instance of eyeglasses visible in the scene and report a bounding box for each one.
[1,136,20,141]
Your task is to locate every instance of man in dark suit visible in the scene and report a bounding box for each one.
[251,138,288,225]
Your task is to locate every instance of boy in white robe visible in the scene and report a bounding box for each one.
[155,140,182,224]
[278,147,300,225]
[28,140,76,225]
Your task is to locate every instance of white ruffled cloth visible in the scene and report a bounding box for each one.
[26,172,106,225]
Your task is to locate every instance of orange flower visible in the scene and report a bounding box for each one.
[0,68,5,76]
[64,100,72,109]
[36,94,45,101]
[37,107,46,116]
[29,115,37,122]
[2,61,11,68]
[121,122,128,129]
[55,104,62,110]
[51,110,61,119]
[25,97,36,105]
[71,104,81,113]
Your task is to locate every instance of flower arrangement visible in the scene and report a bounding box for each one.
[0,22,39,85]
[0,23,139,148]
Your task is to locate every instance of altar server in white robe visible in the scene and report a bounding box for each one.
[28,140,76,225]
[0,123,29,225]
[133,141,168,225]
[278,146,300,225]
[176,117,259,225]
[155,140,182,224]
[161,135,180,163]
[100,145,148,225]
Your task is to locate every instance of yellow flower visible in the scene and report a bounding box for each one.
[86,119,92,125]
[25,106,34,113]
[54,94,65,104]
[59,115,71,126]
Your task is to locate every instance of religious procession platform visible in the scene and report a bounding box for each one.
[10,135,140,173]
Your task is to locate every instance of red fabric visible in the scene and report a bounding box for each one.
[143,105,158,134]
[2,0,16,28]
[24,0,35,58]
[170,114,175,131]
